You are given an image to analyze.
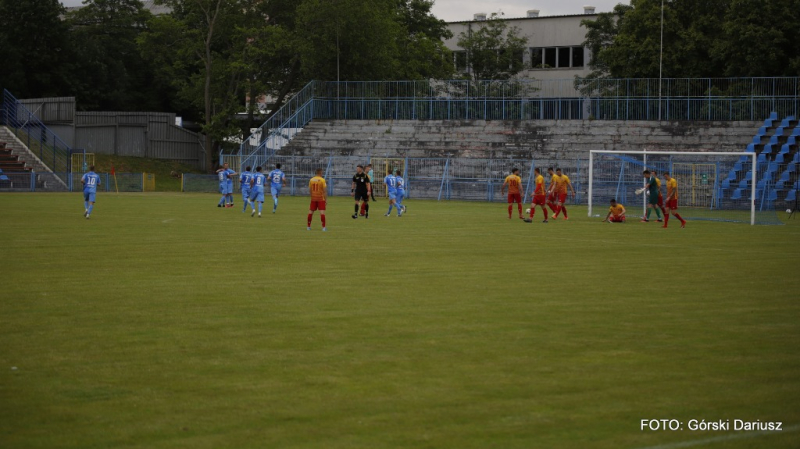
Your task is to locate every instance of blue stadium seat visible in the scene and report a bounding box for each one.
[779,144,791,155]
[745,143,756,153]
[768,189,778,201]
[775,179,787,190]
[0,175,8,181]
[787,190,797,202]
[738,179,751,189]
[793,153,800,164]
[792,127,800,137]
[762,144,774,155]
[731,189,743,200]
[757,153,767,164]
[721,178,732,189]
[775,153,785,164]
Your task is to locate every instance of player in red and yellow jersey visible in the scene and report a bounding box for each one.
[652,170,667,221]
[603,199,626,223]
[546,167,559,214]
[662,173,686,228]
[552,168,576,220]
[501,167,524,219]
[308,168,327,231]
[528,167,549,222]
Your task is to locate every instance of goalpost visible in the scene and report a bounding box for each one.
[587,150,780,226]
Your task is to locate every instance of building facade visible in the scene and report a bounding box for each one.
[443,7,601,83]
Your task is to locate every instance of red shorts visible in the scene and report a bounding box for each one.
[547,193,556,203]
[658,193,664,207]
[309,200,326,211]
[558,192,568,204]
[532,194,546,205]
[666,198,678,210]
[609,215,625,223]
[507,193,522,204]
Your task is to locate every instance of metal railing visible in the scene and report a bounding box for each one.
[2,89,71,174]
[231,77,800,167]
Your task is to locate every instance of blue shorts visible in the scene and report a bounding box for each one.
[84,191,96,203]
[270,186,282,198]
[249,190,264,203]
[388,191,397,200]
[242,189,250,200]
[396,190,405,202]
[227,183,234,194]
[219,183,227,194]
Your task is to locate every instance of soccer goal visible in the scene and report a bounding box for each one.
[588,150,781,225]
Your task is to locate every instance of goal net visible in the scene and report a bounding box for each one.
[588,151,781,225]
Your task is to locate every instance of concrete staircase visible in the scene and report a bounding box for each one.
[281,119,763,159]
[0,126,68,190]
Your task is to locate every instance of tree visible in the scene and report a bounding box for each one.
[67,0,169,111]
[141,0,253,170]
[456,13,529,81]
[394,0,454,80]
[0,0,74,98]
[581,0,800,79]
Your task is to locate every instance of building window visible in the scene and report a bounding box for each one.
[557,47,571,68]
[544,47,557,69]
[454,51,467,72]
[530,46,586,69]
[530,48,543,68]
[572,47,584,68]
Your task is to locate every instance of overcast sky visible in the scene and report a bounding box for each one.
[60,0,628,21]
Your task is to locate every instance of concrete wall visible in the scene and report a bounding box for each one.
[280,119,762,160]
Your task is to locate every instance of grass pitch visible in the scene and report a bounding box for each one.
[1,193,799,449]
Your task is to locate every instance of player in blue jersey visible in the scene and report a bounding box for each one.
[384,170,398,216]
[81,165,100,219]
[239,166,254,212]
[394,169,407,217]
[248,166,267,218]
[267,163,287,213]
[216,162,232,207]
[225,165,237,207]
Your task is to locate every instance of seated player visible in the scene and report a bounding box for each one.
[604,199,626,223]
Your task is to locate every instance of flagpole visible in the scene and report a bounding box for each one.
[111,164,119,193]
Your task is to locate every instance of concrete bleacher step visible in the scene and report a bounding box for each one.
[0,126,67,189]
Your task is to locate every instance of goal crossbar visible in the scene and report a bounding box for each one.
[588,150,757,225]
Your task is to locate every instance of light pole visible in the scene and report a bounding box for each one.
[658,0,664,121]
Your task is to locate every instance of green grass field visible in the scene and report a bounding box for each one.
[1,193,799,449]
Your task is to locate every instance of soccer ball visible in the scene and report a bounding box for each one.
[525,208,531,214]
[787,209,793,214]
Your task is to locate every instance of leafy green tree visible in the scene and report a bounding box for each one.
[0,0,74,98]
[581,0,800,80]
[456,13,529,81]
[67,0,168,111]
[394,0,454,80]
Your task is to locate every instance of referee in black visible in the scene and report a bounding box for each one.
[352,164,372,219]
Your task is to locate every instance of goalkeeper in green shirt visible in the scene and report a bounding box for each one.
[640,170,663,222]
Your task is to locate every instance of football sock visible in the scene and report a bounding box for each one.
[549,204,557,213]
[388,204,394,214]
[307,213,313,227]
[655,208,663,219]
[321,215,326,227]
[84,201,88,210]
[258,202,263,214]
[354,204,359,214]
[646,209,652,219]
[664,214,670,226]
[508,205,512,217]
[660,206,667,217]
[675,213,685,224]
[517,203,522,215]
[529,207,535,218]
[365,204,369,214]
[554,205,562,217]
[88,204,94,214]
[242,201,248,212]
[360,202,366,214]
[219,195,226,205]
[562,206,568,218]
[273,197,278,209]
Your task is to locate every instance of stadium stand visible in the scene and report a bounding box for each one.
[718,113,799,208]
